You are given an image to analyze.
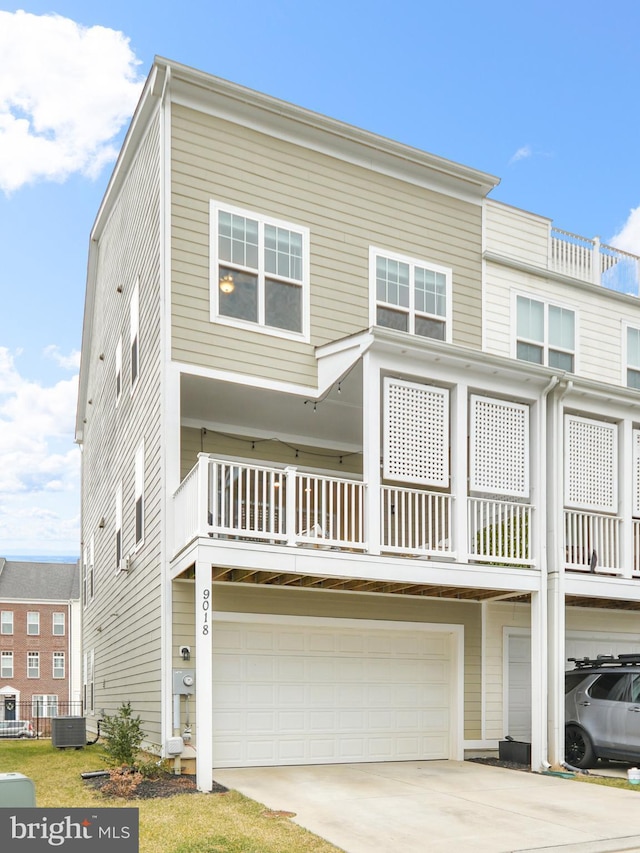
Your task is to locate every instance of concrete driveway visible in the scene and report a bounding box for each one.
[214,760,640,853]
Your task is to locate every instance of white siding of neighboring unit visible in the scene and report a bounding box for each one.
[80,110,163,745]
[484,200,550,268]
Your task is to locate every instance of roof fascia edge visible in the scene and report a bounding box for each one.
[162,57,499,202]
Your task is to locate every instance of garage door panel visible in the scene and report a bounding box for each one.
[213,621,454,767]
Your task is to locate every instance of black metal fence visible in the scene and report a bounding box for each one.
[1,701,84,739]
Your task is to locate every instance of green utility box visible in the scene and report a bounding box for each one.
[0,772,36,807]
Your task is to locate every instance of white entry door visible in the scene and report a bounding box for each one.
[212,616,457,767]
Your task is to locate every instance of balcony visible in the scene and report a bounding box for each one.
[551,228,640,296]
[172,455,536,568]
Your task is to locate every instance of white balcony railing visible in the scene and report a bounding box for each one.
[551,228,640,296]
[467,497,533,566]
[634,520,640,578]
[564,509,622,574]
[381,485,452,557]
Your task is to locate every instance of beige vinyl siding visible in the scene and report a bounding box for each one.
[171,104,483,383]
[180,425,363,481]
[485,260,639,385]
[485,200,550,267]
[80,111,163,746]
[173,580,482,740]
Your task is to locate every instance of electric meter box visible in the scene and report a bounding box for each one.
[0,772,36,807]
[173,669,195,694]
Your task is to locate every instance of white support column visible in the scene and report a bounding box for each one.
[529,589,547,770]
[363,352,381,555]
[451,382,468,560]
[619,421,633,579]
[195,560,213,792]
[546,570,565,765]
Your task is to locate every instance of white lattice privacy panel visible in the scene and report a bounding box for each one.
[633,430,640,517]
[564,415,617,513]
[469,395,529,497]
[383,378,449,487]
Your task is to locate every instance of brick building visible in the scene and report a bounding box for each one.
[0,559,81,724]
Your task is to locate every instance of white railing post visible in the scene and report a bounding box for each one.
[592,236,601,285]
[197,453,210,537]
[284,466,297,546]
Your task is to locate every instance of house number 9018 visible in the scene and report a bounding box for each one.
[201,588,210,636]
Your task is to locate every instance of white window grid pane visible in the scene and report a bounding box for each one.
[264,225,303,281]
[27,612,39,635]
[470,396,530,497]
[53,612,65,635]
[383,378,449,487]
[628,328,640,369]
[548,305,575,350]
[376,256,410,308]
[414,267,446,317]
[565,415,617,512]
[1,611,12,634]
[219,212,259,269]
[517,296,544,342]
[53,653,65,678]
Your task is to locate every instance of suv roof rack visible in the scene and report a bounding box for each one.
[568,654,640,669]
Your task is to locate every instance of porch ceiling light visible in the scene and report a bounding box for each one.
[219,274,235,294]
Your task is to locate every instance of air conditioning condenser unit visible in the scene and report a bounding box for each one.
[51,716,87,749]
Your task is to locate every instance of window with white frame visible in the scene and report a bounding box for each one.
[134,442,144,547]
[115,336,122,404]
[32,695,58,718]
[627,327,640,390]
[82,544,88,606]
[88,535,94,600]
[52,612,65,636]
[1,611,13,635]
[83,650,94,714]
[516,295,575,370]
[210,202,309,337]
[115,480,123,569]
[27,611,40,636]
[372,247,451,342]
[53,652,65,679]
[27,652,40,678]
[130,279,139,391]
[1,651,13,678]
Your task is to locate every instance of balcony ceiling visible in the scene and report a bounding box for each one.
[181,361,363,450]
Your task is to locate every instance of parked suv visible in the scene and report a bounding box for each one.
[0,720,35,738]
[565,654,640,768]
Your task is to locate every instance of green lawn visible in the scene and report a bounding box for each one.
[0,740,343,853]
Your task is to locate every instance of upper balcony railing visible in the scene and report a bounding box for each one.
[171,456,537,568]
[551,228,640,296]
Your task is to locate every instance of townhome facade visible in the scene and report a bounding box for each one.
[76,57,640,791]
[0,559,81,725]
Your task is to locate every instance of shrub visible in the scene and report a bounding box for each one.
[100,702,145,767]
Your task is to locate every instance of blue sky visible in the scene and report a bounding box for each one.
[1,1,639,556]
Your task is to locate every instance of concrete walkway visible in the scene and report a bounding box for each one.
[214,760,640,853]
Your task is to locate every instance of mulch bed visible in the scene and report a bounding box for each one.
[468,756,532,772]
[84,770,228,799]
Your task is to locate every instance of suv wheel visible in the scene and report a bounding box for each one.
[565,724,595,769]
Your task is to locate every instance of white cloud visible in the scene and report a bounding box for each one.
[509,145,532,165]
[44,345,81,371]
[0,347,80,554]
[0,10,144,193]
[609,206,640,255]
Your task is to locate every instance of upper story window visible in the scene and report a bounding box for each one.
[627,326,640,390]
[27,611,40,636]
[516,295,575,371]
[52,612,65,636]
[130,279,139,392]
[115,480,123,570]
[210,202,309,339]
[27,651,40,679]
[115,336,122,405]
[1,651,13,678]
[372,247,452,342]
[53,652,65,679]
[1,611,13,635]
[134,442,144,548]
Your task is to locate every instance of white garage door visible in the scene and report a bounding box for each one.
[212,617,455,767]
